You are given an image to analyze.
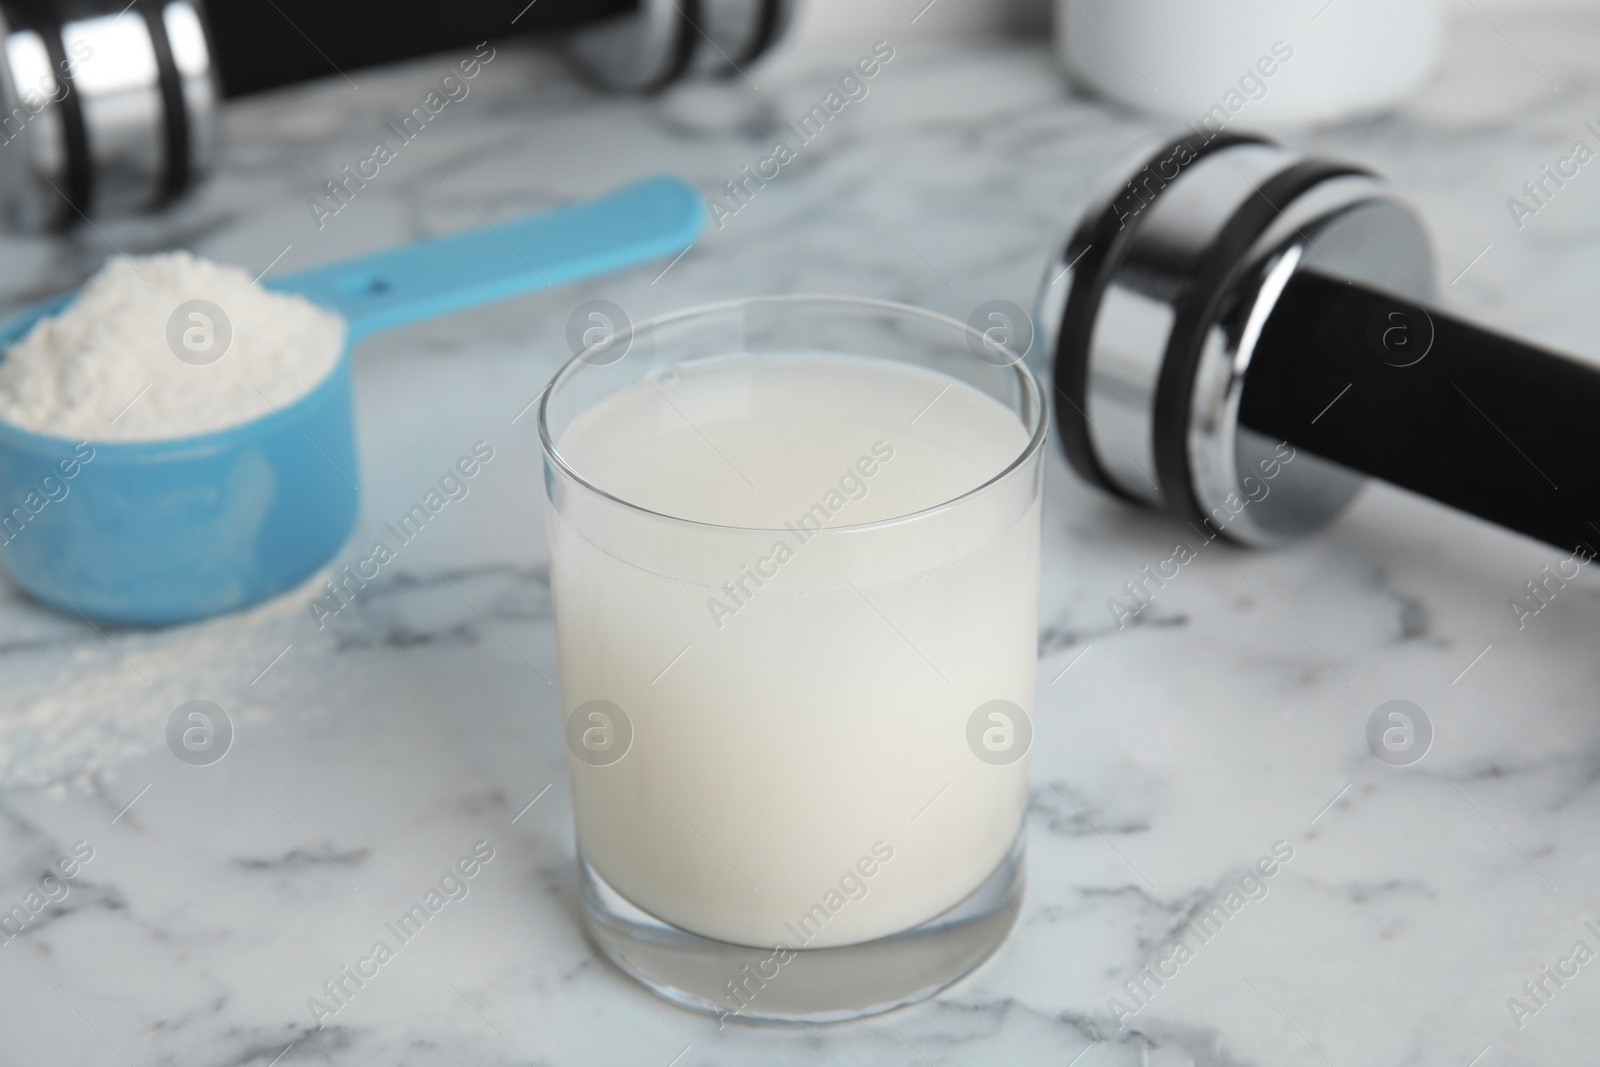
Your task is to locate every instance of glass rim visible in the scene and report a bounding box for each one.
[536,294,1048,536]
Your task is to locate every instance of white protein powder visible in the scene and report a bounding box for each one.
[0,252,345,441]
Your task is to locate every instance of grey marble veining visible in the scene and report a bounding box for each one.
[3,9,1600,1066]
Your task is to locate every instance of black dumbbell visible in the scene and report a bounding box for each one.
[0,0,796,229]
[1034,131,1600,557]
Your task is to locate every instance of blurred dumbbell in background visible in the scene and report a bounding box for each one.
[0,0,797,230]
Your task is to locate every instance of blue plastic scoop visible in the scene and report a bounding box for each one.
[0,176,702,625]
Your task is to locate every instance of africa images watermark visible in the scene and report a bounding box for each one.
[705,440,896,631]
[306,840,496,1028]
[1507,119,1600,231]
[1106,840,1296,1029]
[308,42,497,229]
[308,440,495,628]
[1107,442,1297,629]
[706,41,897,230]
[716,840,897,1027]
[1110,39,1295,231]
[1506,918,1600,1031]
[0,442,95,547]
[0,35,92,147]
[0,840,96,947]
[1507,540,1595,630]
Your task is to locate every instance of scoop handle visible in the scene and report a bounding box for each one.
[271,175,702,341]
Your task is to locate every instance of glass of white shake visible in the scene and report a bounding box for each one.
[538,296,1046,1023]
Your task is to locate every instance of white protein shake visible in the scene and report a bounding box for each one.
[549,353,1040,949]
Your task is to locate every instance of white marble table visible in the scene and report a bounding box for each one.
[3,10,1600,1066]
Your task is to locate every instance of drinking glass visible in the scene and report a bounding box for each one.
[537,296,1046,1023]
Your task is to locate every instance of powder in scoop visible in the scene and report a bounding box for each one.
[0,252,345,441]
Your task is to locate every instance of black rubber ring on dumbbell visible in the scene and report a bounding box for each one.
[1052,130,1269,506]
[37,17,92,227]
[139,0,190,207]
[736,0,787,68]
[1149,157,1371,539]
[649,0,702,94]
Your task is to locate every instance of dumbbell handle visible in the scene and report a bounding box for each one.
[206,0,632,96]
[1239,271,1600,554]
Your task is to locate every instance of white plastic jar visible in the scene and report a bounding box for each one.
[1057,0,1444,127]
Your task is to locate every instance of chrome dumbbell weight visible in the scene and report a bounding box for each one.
[1034,132,1600,557]
[0,0,216,230]
[569,0,798,92]
[0,0,797,229]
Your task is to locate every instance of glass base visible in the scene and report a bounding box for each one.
[579,836,1025,1025]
